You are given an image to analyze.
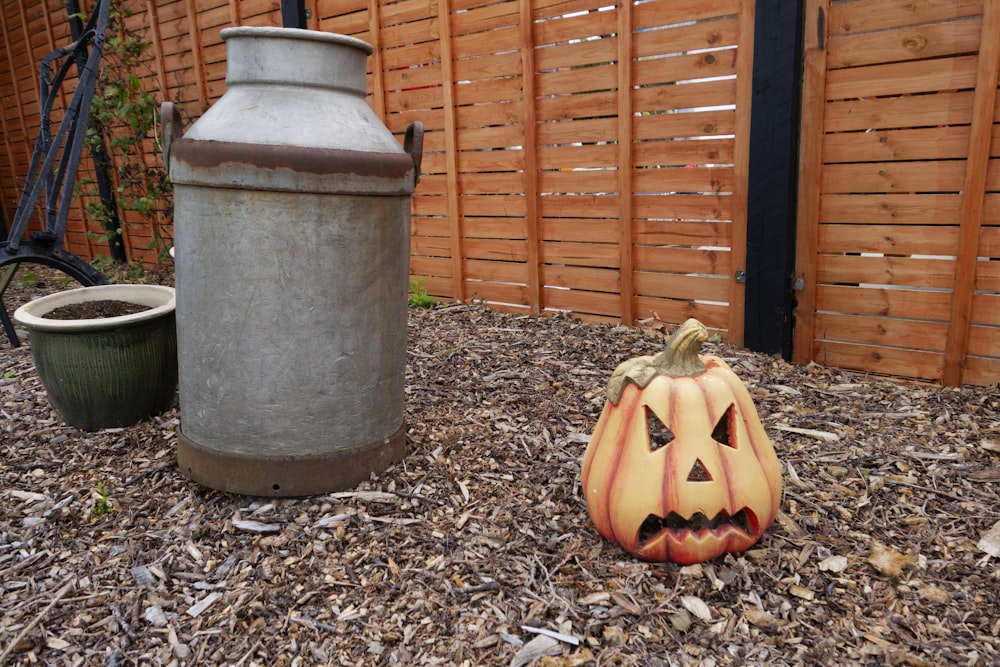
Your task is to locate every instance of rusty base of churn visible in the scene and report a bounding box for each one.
[176,425,406,497]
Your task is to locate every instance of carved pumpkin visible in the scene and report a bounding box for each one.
[581,318,782,564]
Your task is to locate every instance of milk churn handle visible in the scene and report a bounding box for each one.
[160,101,183,176]
[404,121,424,187]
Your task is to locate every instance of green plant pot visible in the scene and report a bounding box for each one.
[13,284,178,431]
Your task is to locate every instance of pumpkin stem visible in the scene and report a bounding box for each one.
[604,318,710,404]
[651,318,709,377]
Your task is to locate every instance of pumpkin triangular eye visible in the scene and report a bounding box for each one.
[687,458,713,482]
[712,404,736,448]
[645,406,674,451]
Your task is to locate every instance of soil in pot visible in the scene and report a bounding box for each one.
[45,300,149,320]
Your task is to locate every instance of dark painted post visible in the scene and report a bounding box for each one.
[66,0,127,262]
[281,0,308,29]
[743,0,804,358]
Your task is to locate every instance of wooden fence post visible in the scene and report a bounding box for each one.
[792,0,831,366]
[616,0,634,325]
[520,0,541,313]
[182,0,208,115]
[943,0,1000,387]
[436,0,465,303]
[366,0,386,121]
[728,0,756,346]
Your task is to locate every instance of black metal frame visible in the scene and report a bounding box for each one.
[281,0,308,29]
[743,0,805,359]
[0,0,111,346]
[67,0,127,264]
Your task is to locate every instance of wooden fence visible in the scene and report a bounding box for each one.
[317,0,756,339]
[2,0,999,386]
[1,0,756,340]
[795,0,1000,386]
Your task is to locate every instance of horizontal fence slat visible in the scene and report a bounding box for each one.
[633,50,738,88]
[812,340,945,383]
[541,264,620,293]
[816,255,957,289]
[828,0,983,36]
[633,295,729,331]
[820,161,967,194]
[815,312,949,353]
[964,356,1000,386]
[633,0,740,26]
[818,224,959,256]
[633,193,732,221]
[463,238,529,262]
[540,218,618,244]
[541,241,619,268]
[972,292,1000,326]
[634,219,732,246]
[823,90,972,132]
[827,15,983,69]
[822,126,1000,164]
[634,245,732,276]
[543,286,625,318]
[969,320,1000,354]
[815,285,953,320]
[634,109,737,141]
[464,258,529,283]
[974,260,1000,291]
[820,193,964,225]
[633,271,730,303]
[634,15,740,58]
[826,56,978,100]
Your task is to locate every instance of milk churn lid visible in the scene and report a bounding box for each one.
[160,26,422,196]
[220,26,374,55]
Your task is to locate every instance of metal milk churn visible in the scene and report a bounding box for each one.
[162,26,422,496]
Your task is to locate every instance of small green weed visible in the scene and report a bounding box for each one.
[93,480,114,518]
[2,370,18,379]
[92,255,150,283]
[408,278,437,308]
[20,272,39,288]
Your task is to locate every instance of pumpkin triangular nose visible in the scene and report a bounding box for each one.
[687,458,712,482]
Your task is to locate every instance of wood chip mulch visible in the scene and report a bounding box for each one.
[1,267,999,666]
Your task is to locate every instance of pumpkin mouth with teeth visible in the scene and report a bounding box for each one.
[638,508,759,546]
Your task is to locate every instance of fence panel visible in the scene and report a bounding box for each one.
[1,0,755,340]
[320,0,755,334]
[795,0,1000,386]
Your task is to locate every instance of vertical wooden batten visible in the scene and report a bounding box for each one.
[0,6,26,227]
[145,2,168,98]
[791,0,830,366]
[943,0,1000,387]
[308,0,319,30]
[728,0,756,346]
[520,0,541,313]
[183,0,209,114]
[436,0,464,302]
[616,0,634,325]
[366,0,387,121]
[12,3,34,141]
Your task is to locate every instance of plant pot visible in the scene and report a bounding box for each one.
[13,284,178,431]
